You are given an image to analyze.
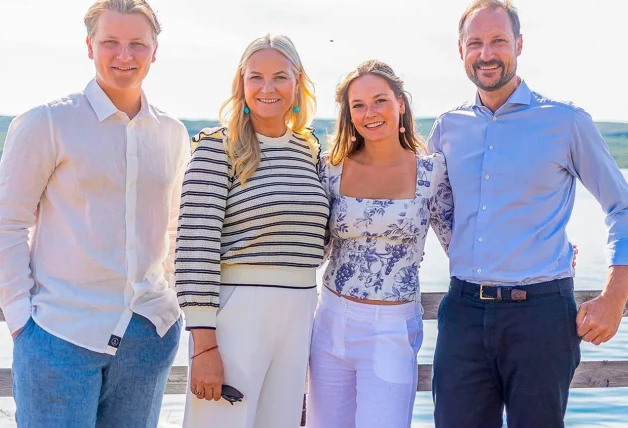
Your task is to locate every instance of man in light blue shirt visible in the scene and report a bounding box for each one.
[428,1,628,427]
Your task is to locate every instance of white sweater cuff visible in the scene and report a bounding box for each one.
[182,307,217,330]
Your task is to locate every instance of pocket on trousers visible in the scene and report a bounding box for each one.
[437,292,449,325]
[526,293,578,353]
[407,316,424,353]
[216,286,240,320]
[12,317,34,343]
[563,291,582,351]
[372,317,420,384]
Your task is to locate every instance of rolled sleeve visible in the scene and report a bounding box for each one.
[0,105,56,333]
[567,109,628,266]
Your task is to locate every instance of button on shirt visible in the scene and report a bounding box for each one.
[0,79,191,354]
[428,80,628,285]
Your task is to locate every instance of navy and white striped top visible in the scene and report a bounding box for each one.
[175,127,329,329]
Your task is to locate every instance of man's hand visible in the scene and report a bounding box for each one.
[576,266,628,345]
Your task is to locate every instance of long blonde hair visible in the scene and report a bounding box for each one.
[219,34,317,185]
[328,60,425,166]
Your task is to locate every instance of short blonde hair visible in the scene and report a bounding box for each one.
[459,0,520,40]
[84,0,161,40]
[219,34,317,185]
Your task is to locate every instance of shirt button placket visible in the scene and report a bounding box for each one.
[475,115,498,278]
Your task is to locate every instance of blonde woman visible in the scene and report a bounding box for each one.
[307,60,453,428]
[175,34,329,428]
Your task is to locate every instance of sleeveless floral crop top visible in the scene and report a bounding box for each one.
[318,152,454,303]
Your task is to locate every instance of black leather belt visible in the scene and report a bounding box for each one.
[450,277,574,301]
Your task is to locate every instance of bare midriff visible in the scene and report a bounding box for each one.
[327,286,410,305]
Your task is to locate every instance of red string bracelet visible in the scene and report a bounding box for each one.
[191,344,219,359]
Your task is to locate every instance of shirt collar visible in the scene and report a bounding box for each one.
[474,78,532,108]
[84,79,159,124]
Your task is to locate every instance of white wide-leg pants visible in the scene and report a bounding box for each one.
[307,286,423,428]
[183,285,317,428]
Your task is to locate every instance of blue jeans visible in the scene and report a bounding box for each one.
[432,279,581,428]
[12,313,181,428]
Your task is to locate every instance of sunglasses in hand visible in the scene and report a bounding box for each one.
[222,384,244,405]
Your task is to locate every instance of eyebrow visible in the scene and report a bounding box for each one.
[102,36,147,41]
[467,34,509,42]
[248,71,289,75]
[350,93,389,103]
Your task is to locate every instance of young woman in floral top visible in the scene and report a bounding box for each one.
[307,60,454,428]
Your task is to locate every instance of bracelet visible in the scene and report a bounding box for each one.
[191,345,219,360]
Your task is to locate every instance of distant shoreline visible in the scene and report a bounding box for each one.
[2,115,628,167]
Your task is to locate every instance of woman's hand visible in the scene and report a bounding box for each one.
[190,329,224,400]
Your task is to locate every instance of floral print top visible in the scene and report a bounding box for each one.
[318,152,454,303]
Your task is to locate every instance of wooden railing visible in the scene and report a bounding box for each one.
[1,291,627,424]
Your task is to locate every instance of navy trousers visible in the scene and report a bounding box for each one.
[432,278,581,428]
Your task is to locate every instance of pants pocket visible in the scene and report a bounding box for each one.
[436,292,449,325]
[372,317,421,384]
[407,315,424,353]
[12,317,34,343]
[216,286,240,319]
[563,290,582,352]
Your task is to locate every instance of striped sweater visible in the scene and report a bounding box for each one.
[175,127,329,329]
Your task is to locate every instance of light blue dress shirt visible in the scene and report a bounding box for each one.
[428,80,628,285]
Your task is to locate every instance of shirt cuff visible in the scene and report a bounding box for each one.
[182,306,217,330]
[4,297,32,335]
[606,241,628,266]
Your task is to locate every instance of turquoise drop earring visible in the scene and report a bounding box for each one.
[243,106,250,114]
[293,106,300,114]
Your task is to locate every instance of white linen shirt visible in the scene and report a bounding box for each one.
[0,79,191,355]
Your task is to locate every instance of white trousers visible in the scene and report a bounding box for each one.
[307,286,423,428]
[183,285,317,428]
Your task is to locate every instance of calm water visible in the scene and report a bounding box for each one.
[1,174,627,427]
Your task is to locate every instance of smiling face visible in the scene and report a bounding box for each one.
[243,48,298,123]
[348,74,405,144]
[87,10,157,97]
[459,7,522,92]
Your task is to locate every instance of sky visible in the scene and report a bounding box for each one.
[0,0,626,122]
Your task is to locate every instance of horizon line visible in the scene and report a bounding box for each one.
[1,113,627,125]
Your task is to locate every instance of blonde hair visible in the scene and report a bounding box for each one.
[84,0,161,40]
[459,0,520,40]
[219,34,317,185]
[328,60,425,166]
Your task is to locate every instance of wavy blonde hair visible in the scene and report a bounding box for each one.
[219,34,317,185]
[328,59,426,166]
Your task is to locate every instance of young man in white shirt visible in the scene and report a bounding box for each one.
[0,1,191,426]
